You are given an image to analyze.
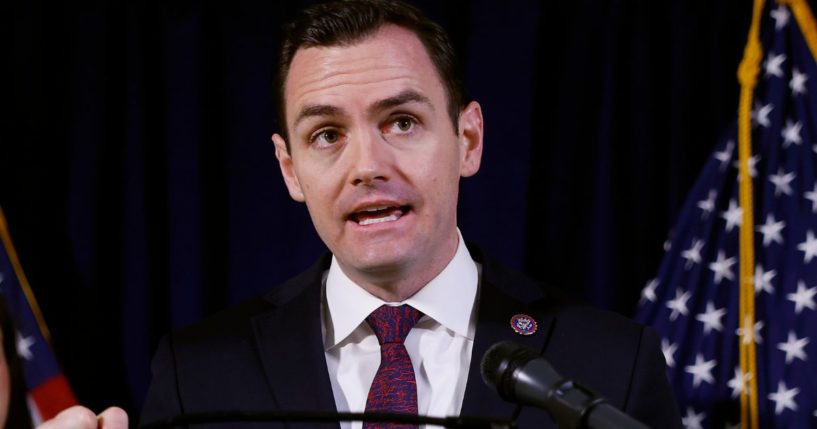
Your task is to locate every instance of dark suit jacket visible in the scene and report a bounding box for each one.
[140,246,681,428]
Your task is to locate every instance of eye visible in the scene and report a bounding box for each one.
[309,127,344,148]
[319,129,339,144]
[395,117,413,132]
[384,115,418,136]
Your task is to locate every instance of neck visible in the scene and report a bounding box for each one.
[352,274,429,302]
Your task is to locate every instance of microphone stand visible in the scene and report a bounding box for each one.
[139,411,515,429]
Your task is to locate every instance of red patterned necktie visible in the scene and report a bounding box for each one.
[364,304,422,429]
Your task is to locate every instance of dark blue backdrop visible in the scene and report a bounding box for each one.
[3,0,778,419]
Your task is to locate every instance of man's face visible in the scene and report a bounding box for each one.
[272,25,482,293]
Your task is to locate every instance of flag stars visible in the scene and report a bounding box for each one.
[756,214,785,247]
[752,103,773,128]
[771,5,791,30]
[709,251,736,284]
[695,302,726,334]
[736,317,764,345]
[764,53,786,78]
[714,141,734,168]
[685,353,717,388]
[748,155,759,178]
[754,265,776,295]
[721,200,743,232]
[768,381,799,415]
[805,182,817,213]
[787,281,817,314]
[666,288,692,321]
[640,278,659,304]
[777,331,809,364]
[797,231,817,263]
[697,190,717,219]
[728,367,751,399]
[790,69,808,95]
[769,168,796,196]
[681,407,705,429]
[733,154,760,179]
[16,333,34,361]
[781,120,803,147]
[682,239,705,269]
[661,339,678,368]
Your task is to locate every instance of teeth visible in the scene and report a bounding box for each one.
[358,214,399,226]
[363,206,391,212]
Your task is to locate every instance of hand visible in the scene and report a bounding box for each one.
[36,406,128,429]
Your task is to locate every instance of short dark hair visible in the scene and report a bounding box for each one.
[276,0,466,146]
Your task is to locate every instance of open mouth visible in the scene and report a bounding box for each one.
[348,205,411,226]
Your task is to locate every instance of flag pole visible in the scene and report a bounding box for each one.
[0,207,54,344]
[736,0,765,427]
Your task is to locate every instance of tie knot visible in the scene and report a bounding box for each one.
[365,305,422,345]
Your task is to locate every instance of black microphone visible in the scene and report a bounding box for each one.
[480,341,649,429]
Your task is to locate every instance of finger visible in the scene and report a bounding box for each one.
[36,406,97,429]
[98,407,128,429]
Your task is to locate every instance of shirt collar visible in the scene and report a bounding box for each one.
[324,229,479,350]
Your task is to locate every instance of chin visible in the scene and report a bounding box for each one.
[351,254,407,274]
[342,246,414,275]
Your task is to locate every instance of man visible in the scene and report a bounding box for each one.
[45,0,681,427]
[141,0,681,427]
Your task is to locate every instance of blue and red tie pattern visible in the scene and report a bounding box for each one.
[364,304,422,429]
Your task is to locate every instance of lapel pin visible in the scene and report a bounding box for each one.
[510,313,537,336]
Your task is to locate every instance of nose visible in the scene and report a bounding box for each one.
[349,128,390,186]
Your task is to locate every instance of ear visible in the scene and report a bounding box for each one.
[272,133,306,202]
[457,101,483,177]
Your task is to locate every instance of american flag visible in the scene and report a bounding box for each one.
[0,208,77,423]
[635,2,817,428]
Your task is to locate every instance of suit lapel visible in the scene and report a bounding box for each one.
[251,257,340,428]
[460,255,555,422]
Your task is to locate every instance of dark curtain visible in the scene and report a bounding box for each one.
[4,0,796,419]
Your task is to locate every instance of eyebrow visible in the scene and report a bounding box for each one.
[291,90,434,129]
[293,104,345,128]
[368,90,434,115]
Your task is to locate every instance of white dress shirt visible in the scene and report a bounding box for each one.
[322,231,480,429]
